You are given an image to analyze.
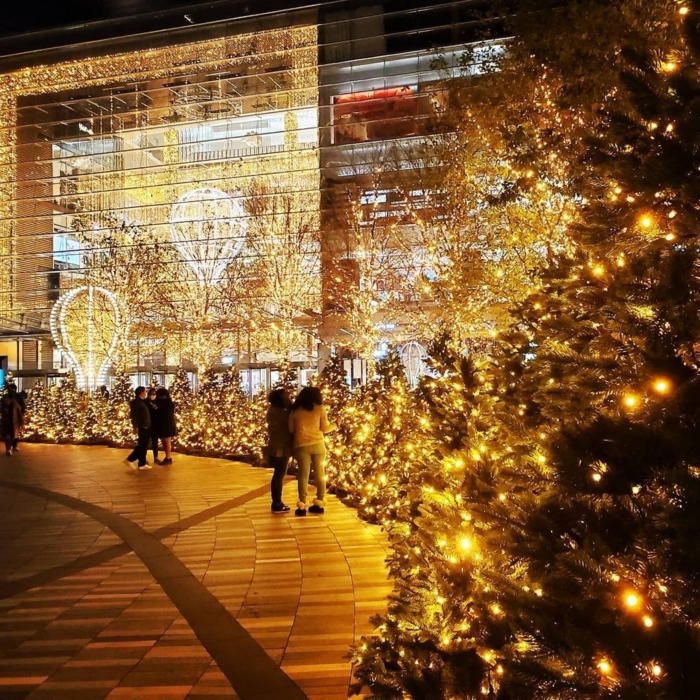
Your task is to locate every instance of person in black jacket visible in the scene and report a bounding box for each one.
[154,387,177,465]
[0,386,24,457]
[6,385,25,452]
[146,388,160,464]
[125,387,151,470]
[266,388,292,513]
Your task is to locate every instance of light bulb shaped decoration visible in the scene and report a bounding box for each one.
[400,340,427,387]
[169,187,246,285]
[50,285,125,391]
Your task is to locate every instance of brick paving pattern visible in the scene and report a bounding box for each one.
[0,444,390,699]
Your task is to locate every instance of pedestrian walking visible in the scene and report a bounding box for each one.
[154,388,177,465]
[9,385,25,452]
[146,388,160,464]
[266,388,292,513]
[288,386,334,517]
[0,385,24,457]
[125,387,152,470]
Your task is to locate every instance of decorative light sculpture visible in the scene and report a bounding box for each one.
[169,187,246,285]
[50,285,125,391]
[400,340,426,387]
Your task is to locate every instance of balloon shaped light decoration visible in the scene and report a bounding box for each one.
[400,340,427,387]
[169,187,246,285]
[50,285,125,391]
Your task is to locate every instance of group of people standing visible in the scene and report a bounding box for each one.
[266,385,334,516]
[0,384,26,456]
[125,386,177,470]
[122,381,334,517]
[0,376,334,518]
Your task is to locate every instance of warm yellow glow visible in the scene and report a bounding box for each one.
[652,663,663,677]
[490,603,503,617]
[458,536,473,552]
[623,591,642,610]
[642,615,654,628]
[651,377,672,395]
[597,658,613,675]
[661,60,678,73]
[638,214,655,230]
[0,25,321,361]
[679,6,689,16]
[622,392,641,410]
[592,264,606,278]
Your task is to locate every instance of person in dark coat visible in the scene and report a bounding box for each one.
[146,388,160,464]
[7,385,25,452]
[125,387,151,470]
[154,388,177,465]
[0,386,24,457]
[266,388,292,513]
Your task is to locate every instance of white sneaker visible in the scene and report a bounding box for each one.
[138,464,152,471]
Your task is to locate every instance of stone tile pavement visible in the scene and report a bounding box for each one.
[0,444,390,699]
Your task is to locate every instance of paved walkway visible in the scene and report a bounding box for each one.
[0,444,390,699]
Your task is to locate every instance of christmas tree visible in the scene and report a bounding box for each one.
[177,369,219,452]
[169,367,193,411]
[81,394,105,443]
[273,362,299,394]
[218,366,262,456]
[110,372,133,404]
[55,375,84,442]
[107,372,134,446]
[176,368,266,459]
[317,353,351,415]
[357,2,700,697]
[352,337,516,698]
[327,348,421,524]
[23,383,50,441]
[489,4,700,694]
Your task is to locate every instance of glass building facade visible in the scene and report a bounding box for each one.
[0,1,503,391]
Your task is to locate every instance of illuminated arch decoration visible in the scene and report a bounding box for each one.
[50,286,125,391]
[169,187,246,285]
[400,340,426,387]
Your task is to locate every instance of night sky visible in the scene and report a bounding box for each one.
[1,1,216,37]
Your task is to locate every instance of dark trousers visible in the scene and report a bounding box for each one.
[150,434,159,461]
[127,428,150,466]
[269,455,289,505]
